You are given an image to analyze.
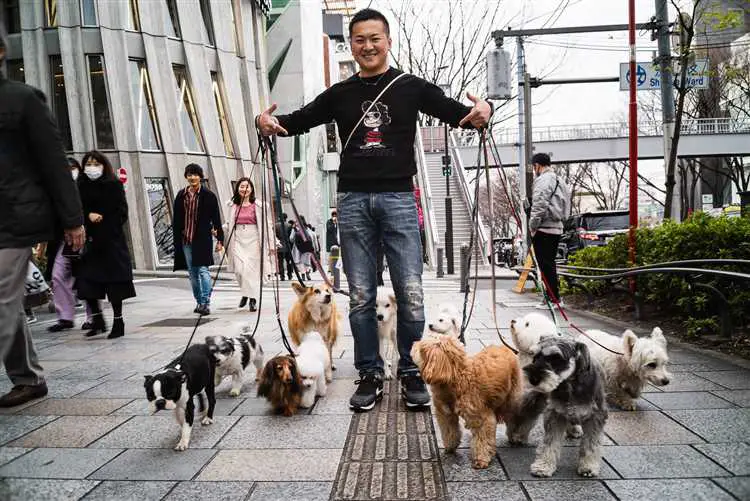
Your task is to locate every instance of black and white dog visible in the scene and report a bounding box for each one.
[143,343,216,451]
[205,331,264,397]
[515,336,608,478]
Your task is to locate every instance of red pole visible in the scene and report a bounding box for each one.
[628,0,638,292]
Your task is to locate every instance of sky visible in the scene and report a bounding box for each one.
[362,0,674,182]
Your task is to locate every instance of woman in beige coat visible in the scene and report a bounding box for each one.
[225,177,275,311]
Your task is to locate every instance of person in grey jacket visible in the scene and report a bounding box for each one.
[529,152,569,308]
[0,30,85,407]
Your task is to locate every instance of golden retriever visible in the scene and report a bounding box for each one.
[288,282,341,370]
[411,335,523,469]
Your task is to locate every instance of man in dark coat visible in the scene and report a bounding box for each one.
[172,164,224,316]
[325,210,339,252]
[0,30,85,408]
[275,212,293,281]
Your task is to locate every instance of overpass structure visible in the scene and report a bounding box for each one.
[437,118,750,167]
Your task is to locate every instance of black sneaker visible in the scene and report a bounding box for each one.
[349,373,384,411]
[239,297,248,308]
[400,373,430,408]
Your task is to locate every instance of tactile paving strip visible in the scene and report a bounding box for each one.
[330,381,447,500]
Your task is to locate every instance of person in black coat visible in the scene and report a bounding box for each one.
[172,164,224,316]
[75,151,136,339]
[0,34,85,407]
[325,210,339,252]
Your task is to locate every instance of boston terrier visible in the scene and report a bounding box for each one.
[144,343,216,451]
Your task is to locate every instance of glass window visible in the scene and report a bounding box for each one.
[44,0,58,28]
[128,59,162,150]
[3,0,21,34]
[7,59,25,83]
[128,0,141,31]
[49,55,73,151]
[325,123,337,153]
[199,0,215,46]
[88,55,114,149]
[172,65,205,153]
[145,177,174,264]
[292,135,303,181]
[229,0,240,53]
[339,61,355,81]
[164,0,181,38]
[81,0,97,26]
[211,72,235,157]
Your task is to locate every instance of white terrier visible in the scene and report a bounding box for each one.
[426,303,461,338]
[295,331,330,408]
[579,327,671,410]
[509,312,560,367]
[376,287,398,379]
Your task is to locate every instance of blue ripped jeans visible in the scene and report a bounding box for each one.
[337,192,425,377]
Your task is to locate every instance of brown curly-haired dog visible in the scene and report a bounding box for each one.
[411,335,523,469]
[257,355,302,416]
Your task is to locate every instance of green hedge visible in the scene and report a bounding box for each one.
[563,213,750,337]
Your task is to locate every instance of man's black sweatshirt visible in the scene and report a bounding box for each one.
[276,67,474,193]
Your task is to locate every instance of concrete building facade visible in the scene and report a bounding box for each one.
[2,0,272,270]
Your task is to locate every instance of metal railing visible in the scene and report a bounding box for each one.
[449,131,490,264]
[451,117,750,146]
[414,131,440,268]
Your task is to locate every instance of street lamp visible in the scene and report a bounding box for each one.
[438,82,454,274]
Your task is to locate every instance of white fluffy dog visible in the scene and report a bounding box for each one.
[510,312,560,367]
[426,303,461,338]
[376,287,398,380]
[295,331,330,408]
[579,327,671,410]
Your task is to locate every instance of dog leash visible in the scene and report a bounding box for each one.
[484,132,624,357]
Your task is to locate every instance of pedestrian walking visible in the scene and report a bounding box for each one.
[289,217,315,281]
[529,152,570,308]
[172,164,224,316]
[257,8,492,411]
[0,29,85,407]
[75,151,136,339]
[225,177,275,312]
[47,157,93,332]
[275,213,294,281]
[326,210,339,253]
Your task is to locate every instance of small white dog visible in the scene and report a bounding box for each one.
[426,303,461,338]
[579,327,671,410]
[295,331,330,408]
[376,287,398,379]
[509,312,560,367]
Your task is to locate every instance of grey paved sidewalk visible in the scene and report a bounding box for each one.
[1,273,748,500]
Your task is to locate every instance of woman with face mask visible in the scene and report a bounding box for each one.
[45,158,93,332]
[225,177,275,312]
[75,151,136,338]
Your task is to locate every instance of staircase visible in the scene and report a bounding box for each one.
[423,152,484,267]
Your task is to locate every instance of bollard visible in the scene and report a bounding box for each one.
[436,248,444,278]
[329,245,341,290]
[459,243,470,293]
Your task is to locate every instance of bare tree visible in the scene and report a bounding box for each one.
[663,0,746,219]
[574,161,629,210]
[476,169,521,238]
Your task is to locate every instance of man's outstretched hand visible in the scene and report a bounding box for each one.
[459,92,492,129]
[257,104,289,136]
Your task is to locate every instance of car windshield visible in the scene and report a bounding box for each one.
[581,213,630,232]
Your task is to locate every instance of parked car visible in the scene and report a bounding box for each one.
[558,210,631,260]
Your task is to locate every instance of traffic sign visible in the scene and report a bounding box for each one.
[118,167,128,184]
[619,59,708,91]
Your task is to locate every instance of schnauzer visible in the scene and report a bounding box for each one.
[514,336,608,478]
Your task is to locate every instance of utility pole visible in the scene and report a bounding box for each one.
[516,37,529,256]
[523,71,534,199]
[654,0,678,220]
[628,0,639,293]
